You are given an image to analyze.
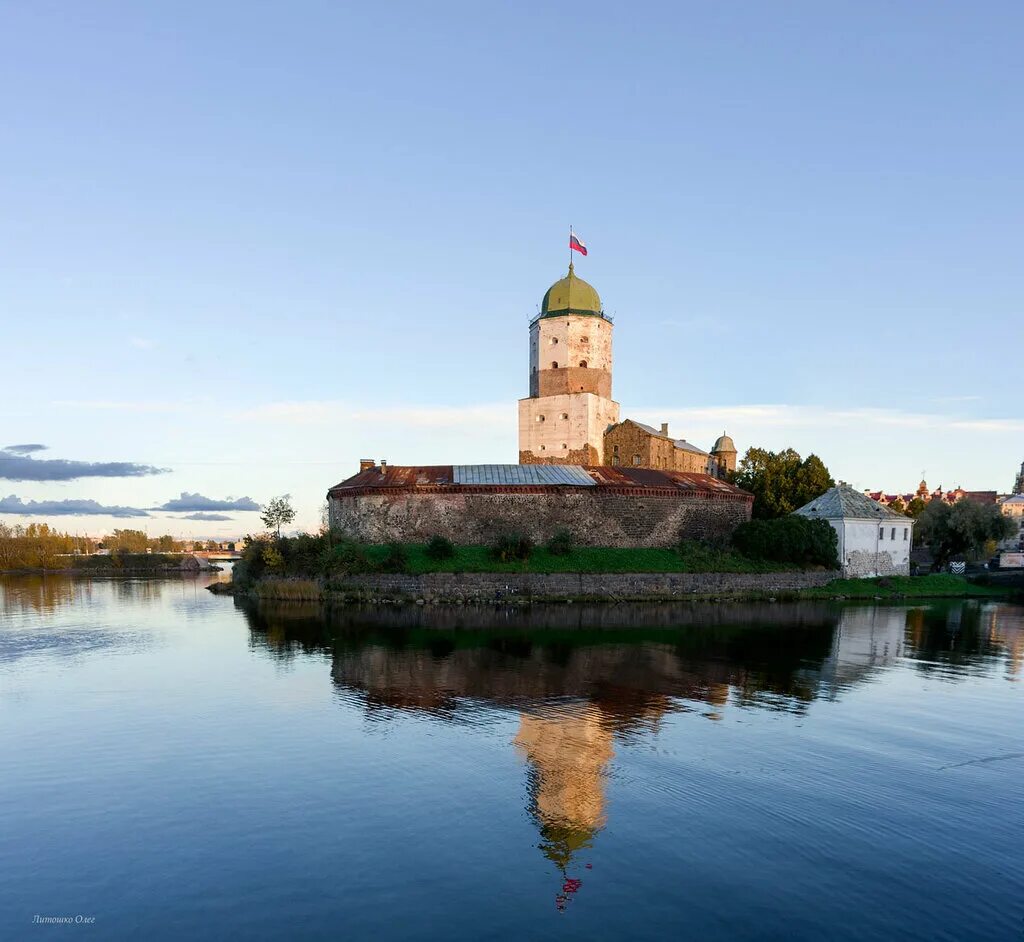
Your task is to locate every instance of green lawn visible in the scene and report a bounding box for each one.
[799,573,1010,599]
[353,542,797,575]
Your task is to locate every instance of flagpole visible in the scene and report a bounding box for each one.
[569,224,573,272]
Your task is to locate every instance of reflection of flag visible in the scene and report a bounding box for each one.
[569,233,588,256]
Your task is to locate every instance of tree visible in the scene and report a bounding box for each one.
[731,447,835,519]
[261,495,296,538]
[105,529,149,553]
[887,497,907,516]
[916,499,1015,570]
[906,497,927,518]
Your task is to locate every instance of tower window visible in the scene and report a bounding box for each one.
[536,414,545,422]
[561,443,567,449]
[551,361,558,369]
[579,360,588,368]
[550,337,558,345]
[580,336,589,344]
[540,445,546,451]
[632,455,641,466]
[561,412,568,420]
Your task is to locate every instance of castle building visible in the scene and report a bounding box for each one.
[604,421,737,477]
[518,265,736,478]
[518,263,620,465]
[327,260,753,547]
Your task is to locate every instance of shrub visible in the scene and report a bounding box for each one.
[379,541,409,573]
[320,539,370,576]
[492,532,534,563]
[546,529,574,556]
[425,535,456,561]
[732,516,839,568]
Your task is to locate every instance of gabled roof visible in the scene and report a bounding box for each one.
[673,439,709,456]
[794,484,910,522]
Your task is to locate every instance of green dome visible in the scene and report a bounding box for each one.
[540,263,603,317]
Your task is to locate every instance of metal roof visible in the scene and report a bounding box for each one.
[453,464,595,486]
[794,484,909,521]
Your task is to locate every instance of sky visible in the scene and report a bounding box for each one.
[1,1,1022,537]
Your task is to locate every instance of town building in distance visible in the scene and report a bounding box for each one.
[865,479,998,509]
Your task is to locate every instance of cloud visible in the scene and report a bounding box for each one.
[3,443,48,455]
[129,337,156,350]
[51,399,195,414]
[0,447,169,482]
[179,512,233,521]
[155,492,260,512]
[240,400,509,428]
[0,495,150,518]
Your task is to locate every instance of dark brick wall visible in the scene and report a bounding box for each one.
[313,570,835,602]
[329,489,751,547]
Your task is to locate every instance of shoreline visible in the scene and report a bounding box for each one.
[212,571,1019,605]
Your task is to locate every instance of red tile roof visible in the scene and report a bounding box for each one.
[328,464,751,501]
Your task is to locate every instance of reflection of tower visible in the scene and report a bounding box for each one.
[513,704,614,870]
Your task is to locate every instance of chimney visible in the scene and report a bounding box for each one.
[660,422,669,437]
[380,459,387,472]
[359,458,375,472]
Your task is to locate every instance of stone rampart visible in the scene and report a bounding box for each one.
[316,570,835,602]
[329,489,750,548]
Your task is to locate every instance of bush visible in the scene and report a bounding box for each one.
[425,535,456,561]
[546,529,574,556]
[379,541,409,573]
[732,516,839,568]
[320,539,370,576]
[492,532,534,563]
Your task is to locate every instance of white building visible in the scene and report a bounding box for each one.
[997,494,1024,551]
[794,484,915,577]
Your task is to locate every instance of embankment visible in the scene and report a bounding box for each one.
[255,570,837,603]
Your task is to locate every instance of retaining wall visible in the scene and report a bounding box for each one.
[316,570,835,602]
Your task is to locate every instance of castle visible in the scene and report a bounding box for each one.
[327,262,752,547]
[518,263,736,476]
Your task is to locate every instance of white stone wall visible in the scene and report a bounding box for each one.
[832,518,913,577]
[518,392,620,463]
[529,314,612,384]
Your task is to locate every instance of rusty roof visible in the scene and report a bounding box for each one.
[328,463,751,500]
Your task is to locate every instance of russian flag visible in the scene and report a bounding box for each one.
[569,233,588,256]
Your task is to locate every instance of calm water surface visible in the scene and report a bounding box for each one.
[1,573,1022,940]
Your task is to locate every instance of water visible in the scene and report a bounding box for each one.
[1,573,1022,941]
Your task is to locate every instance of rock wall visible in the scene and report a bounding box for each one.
[316,570,835,602]
[329,489,751,548]
[843,550,909,578]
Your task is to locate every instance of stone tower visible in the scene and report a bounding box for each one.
[1014,461,1024,495]
[518,264,620,464]
[711,432,738,476]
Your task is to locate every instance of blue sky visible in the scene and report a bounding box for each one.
[1,1,1022,536]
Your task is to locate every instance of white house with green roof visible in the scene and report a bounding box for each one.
[794,483,914,578]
